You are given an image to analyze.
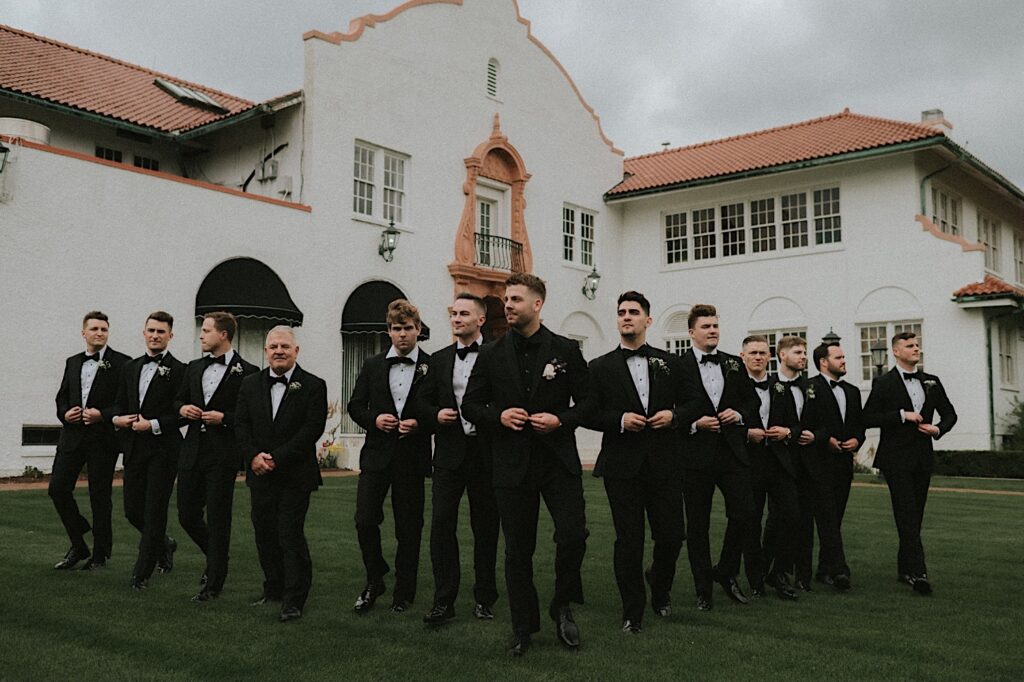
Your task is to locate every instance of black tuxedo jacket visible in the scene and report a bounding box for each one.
[174,353,260,471]
[741,375,802,478]
[799,374,866,480]
[55,348,131,452]
[585,345,685,479]
[346,350,433,477]
[417,342,490,472]
[236,365,328,492]
[677,350,754,471]
[113,352,186,460]
[462,325,589,488]
[864,368,957,471]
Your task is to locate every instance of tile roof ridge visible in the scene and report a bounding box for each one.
[0,23,254,106]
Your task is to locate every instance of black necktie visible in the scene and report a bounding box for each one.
[207,354,227,365]
[387,356,415,366]
[829,380,841,389]
[456,342,480,361]
[700,353,720,365]
[270,374,289,385]
[143,354,164,364]
[753,380,769,391]
[621,346,649,359]
[84,352,100,362]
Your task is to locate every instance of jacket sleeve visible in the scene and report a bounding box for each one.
[221,361,260,429]
[270,378,329,468]
[932,379,958,439]
[346,358,379,432]
[581,359,624,433]
[863,376,902,429]
[157,361,187,429]
[554,341,590,429]
[461,350,501,431]
[235,379,258,464]
[112,361,132,422]
[848,388,867,447]
[55,359,73,424]
[414,362,443,436]
[172,361,193,415]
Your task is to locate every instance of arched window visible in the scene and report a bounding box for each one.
[663,311,691,356]
[486,58,499,99]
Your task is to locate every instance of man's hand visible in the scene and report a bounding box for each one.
[529,412,561,434]
[695,415,721,432]
[82,408,103,425]
[64,406,83,423]
[766,426,791,442]
[903,411,924,424]
[840,438,860,453]
[622,412,647,432]
[180,404,203,420]
[437,408,460,425]
[747,428,766,444]
[202,410,224,427]
[501,407,530,431]
[375,414,399,432]
[113,414,138,429]
[717,408,741,425]
[397,419,419,436]
[647,410,675,430]
[827,437,843,453]
[251,453,275,475]
[131,418,152,433]
[918,423,940,437]
[797,430,815,446]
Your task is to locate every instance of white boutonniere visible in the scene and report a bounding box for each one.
[724,358,740,375]
[806,385,817,400]
[648,357,670,376]
[157,365,171,378]
[773,382,787,395]
[98,359,111,371]
[230,364,244,376]
[923,379,938,391]
[287,381,302,393]
[415,363,429,379]
[543,358,568,380]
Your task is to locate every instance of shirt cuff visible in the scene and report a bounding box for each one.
[619,414,626,433]
[899,409,906,423]
[150,419,162,435]
[689,421,698,435]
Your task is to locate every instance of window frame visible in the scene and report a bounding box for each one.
[978,211,1002,273]
[562,203,598,269]
[352,140,410,227]
[857,320,924,385]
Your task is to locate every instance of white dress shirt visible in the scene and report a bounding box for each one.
[900,369,926,417]
[779,374,805,419]
[138,354,164,434]
[619,346,651,432]
[750,374,770,429]
[453,337,483,435]
[386,346,420,419]
[825,374,847,421]
[692,348,724,410]
[80,347,105,406]
[202,350,235,404]
[270,366,296,420]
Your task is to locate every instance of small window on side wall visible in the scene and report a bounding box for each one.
[487,59,499,99]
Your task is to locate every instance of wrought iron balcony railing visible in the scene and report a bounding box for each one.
[474,232,524,272]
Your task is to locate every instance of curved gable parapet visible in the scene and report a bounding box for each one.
[302,0,623,156]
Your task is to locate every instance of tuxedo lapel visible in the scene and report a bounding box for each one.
[439,347,457,404]
[688,352,717,413]
[890,369,914,412]
[69,355,84,408]
[501,335,526,400]
[260,370,275,426]
[378,357,399,416]
[274,366,302,423]
[528,331,554,398]
[191,358,207,408]
[614,351,647,416]
[816,375,843,423]
[207,354,239,407]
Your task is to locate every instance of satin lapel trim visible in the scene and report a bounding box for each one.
[441,347,458,405]
[689,352,716,412]
[70,355,84,408]
[893,369,915,412]
[261,370,275,425]
[528,332,554,398]
[379,358,399,416]
[274,366,301,423]
[616,353,647,416]
[191,360,207,409]
[208,355,239,408]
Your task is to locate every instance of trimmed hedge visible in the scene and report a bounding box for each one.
[933,450,1024,479]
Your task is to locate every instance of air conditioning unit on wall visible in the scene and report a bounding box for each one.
[258,159,278,181]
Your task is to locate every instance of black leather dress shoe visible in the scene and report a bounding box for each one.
[390,599,412,614]
[80,559,106,571]
[191,589,220,602]
[898,573,915,586]
[54,546,90,570]
[199,572,208,586]
[156,537,177,574]
[250,595,282,607]
[473,603,495,620]
[768,575,799,601]
[832,574,851,591]
[129,576,148,590]
[912,576,933,596]
[279,606,302,622]
[696,594,713,611]
[423,604,455,625]
[552,606,580,649]
[794,579,812,592]
[645,568,671,617]
[353,581,386,614]
[621,619,642,634]
[751,584,767,598]
[718,576,750,604]
[509,633,532,657]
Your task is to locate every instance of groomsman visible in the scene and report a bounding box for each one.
[737,335,800,600]
[462,273,590,657]
[419,293,500,626]
[586,291,685,633]
[112,311,185,589]
[676,304,757,610]
[347,300,433,614]
[175,311,258,601]
[50,311,130,570]
[864,332,956,595]
[236,326,327,622]
[798,342,865,591]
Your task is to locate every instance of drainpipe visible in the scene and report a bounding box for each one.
[918,149,968,215]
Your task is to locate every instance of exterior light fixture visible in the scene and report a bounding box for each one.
[821,327,841,345]
[870,339,888,378]
[581,266,601,300]
[378,219,400,262]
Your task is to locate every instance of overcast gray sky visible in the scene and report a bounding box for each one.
[4,0,1023,186]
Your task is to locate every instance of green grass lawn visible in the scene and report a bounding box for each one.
[1,476,1021,681]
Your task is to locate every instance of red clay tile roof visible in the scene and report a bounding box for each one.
[608,109,945,196]
[0,24,255,133]
[953,275,1024,299]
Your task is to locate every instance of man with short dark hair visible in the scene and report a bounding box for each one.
[348,299,433,615]
[586,291,686,633]
[798,342,865,591]
[50,311,130,570]
[419,292,500,626]
[463,273,590,656]
[864,332,956,595]
[175,311,258,601]
[112,312,185,589]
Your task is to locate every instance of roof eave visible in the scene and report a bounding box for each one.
[0,87,175,139]
[952,294,1024,309]
[939,138,1024,204]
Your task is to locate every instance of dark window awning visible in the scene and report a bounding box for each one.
[196,258,303,325]
[341,281,429,339]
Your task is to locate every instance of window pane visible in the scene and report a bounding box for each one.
[562,207,575,262]
[750,197,776,253]
[353,145,375,216]
[693,207,716,260]
[781,193,808,248]
[721,202,745,257]
[813,187,841,245]
[665,212,688,264]
[580,211,595,267]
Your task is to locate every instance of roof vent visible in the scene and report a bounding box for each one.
[154,78,228,114]
[920,109,952,131]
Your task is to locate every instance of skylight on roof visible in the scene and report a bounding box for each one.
[154,78,228,113]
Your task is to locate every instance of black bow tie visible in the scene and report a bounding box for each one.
[387,356,415,366]
[270,374,289,385]
[621,346,649,359]
[903,371,923,382]
[700,353,720,365]
[84,352,101,362]
[142,354,164,365]
[456,342,480,361]
[784,380,802,392]
[752,380,769,391]
[829,380,842,389]
[207,354,227,365]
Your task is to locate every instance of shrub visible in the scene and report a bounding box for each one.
[22,465,44,479]
[932,450,1024,478]
[1003,398,1024,450]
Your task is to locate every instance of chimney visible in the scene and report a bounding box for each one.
[921,109,952,131]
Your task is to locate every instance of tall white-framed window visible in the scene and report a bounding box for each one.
[721,202,746,257]
[665,212,688,264]
[978,212,1001,272]
[580,212,595,266]
[998,323,1017,387]
[562,204,597,267]
[750,198,776,253]
[781,192,809,249]
[664,312,692,356]
[813,187,841,244]
[931,187,961,236]
[340,332,390,434]
[858,321,923,382]
[353,141,409,224]
[562,206,575,262]
[693,207,716,260]
[1014,232,1024,284]
[477,199,495,266]
[486,58,500,99]
[749,328,808,375]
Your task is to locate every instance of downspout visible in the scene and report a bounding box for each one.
[918,148,967,215]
